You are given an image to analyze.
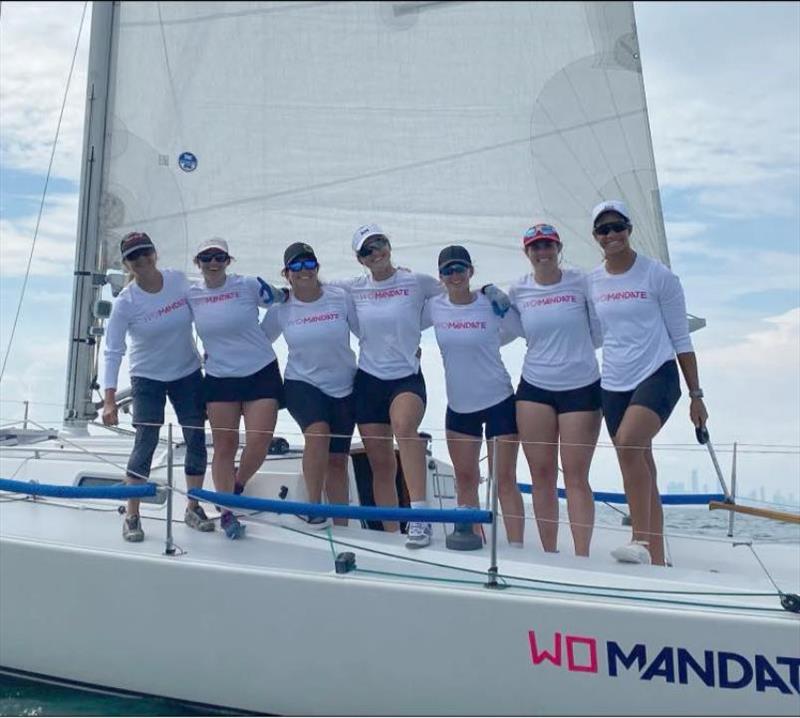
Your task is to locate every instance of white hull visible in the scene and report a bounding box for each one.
[1,435,799,715]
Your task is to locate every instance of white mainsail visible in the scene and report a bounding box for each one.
[98,1,668,285]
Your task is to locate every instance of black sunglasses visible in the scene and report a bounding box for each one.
[594,221,631,236]
[528,239,559,250]
[125,247,154,261]
[357,237,388,258]
[440,262,470,276]
[197,252,230,263]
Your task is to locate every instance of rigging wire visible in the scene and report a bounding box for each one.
[0,0,89,386]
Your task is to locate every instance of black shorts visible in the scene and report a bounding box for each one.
[204,360,285,406]
[446,394,517,439]
[285,380,355,454]
[353,369,427,425]
[516,377,602,414]
[602,360,681,438]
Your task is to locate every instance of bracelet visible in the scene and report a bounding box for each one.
[688,389,704,399]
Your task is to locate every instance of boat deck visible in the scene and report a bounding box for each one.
[1,433,798,619]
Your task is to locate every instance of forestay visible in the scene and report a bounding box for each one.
[99,1,668,286]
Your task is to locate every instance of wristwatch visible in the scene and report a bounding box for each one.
[688,388,704,399]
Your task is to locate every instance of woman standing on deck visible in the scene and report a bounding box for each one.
[188,237,286,540]
[102,232,214,542]
[261,242,359,529]
[332,224,443,548]
[588,200,708,566]
[423,245,525,546]
[509,223,602,557]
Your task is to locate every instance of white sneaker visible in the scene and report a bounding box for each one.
[405,521,432,549]
[611,541,651,564]
[294,514,332,531]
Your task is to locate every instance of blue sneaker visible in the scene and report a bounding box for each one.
[221,511,246,540]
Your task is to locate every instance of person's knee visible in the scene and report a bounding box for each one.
[393,422,422,440]
[457,470,480,492]
[530,462,558,483]
[214,431,239,456]
[328,453,349,471]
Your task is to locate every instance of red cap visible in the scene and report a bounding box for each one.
[523,223,561,246]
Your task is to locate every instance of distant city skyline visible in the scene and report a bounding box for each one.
[666,468,799,509]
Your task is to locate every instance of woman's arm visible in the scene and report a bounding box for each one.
[675,351,708,428]
[101,299,129,426]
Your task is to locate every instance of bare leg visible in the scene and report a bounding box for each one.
[517,401,559,552]
[359,423,399,532]
[389,392,427,502]
[446,429,482,509]
[490,435,524,545]
[325,452,350,527]
[237,398,278,485]
[207,401,241,493]
[644,448,665,565]
[558,410,601,556]
[613,405,665,566]
[302,421,331,504]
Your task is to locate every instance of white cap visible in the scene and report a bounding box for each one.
[195,237,229,256]
[351,223,387,252]
[592,200,630,225]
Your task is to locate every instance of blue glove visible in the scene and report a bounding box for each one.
[256,277,289,304]
[481,284,510,318]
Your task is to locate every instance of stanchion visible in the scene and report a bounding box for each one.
[165,422,175,555]
[485,437,501,588]
[728,442,737,538]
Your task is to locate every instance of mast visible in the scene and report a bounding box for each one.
[63,1,116,429]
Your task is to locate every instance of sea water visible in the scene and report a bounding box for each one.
[1,505,797,717]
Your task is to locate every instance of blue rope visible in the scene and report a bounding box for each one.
[516,483,724,505]
[188,488,492,524]
[0,478,158,499]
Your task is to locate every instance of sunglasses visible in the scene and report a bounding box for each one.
[528,239,559,250]
[286,258,319,272]
[125,247,154,261]
[525,224,559,239]
[357,237,388,258]
[197,252,230,263]
[594,221,631,236]
[440,262,470,276]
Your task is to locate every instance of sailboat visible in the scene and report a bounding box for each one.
[1,2,798,715]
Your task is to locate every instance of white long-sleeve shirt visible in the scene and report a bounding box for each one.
[261,287,359,398]
[188,274,277,378]
[588,254,694,391]
[422,293,520,414]
[330,269,443,380]
[508,269,601,391]
[102,269,201,390]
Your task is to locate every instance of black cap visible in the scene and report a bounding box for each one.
[437,245,472,269]
[283,242,317,267]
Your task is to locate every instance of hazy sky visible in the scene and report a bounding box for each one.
[1,2,798,503]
